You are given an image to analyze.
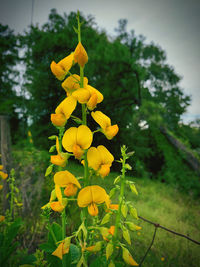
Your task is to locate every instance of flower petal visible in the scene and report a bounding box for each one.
[88,203,98,216]
[62,127,77,152]
[52,242,64,260]
[50,61,66,80]
[54,170,81,188]
[50,201,64,212]
[97,145,114,165]
[77,125,93,149]
[72,88,91,104]
[87,85,103,104]
[55,96,77,120]
[55,184,63,204]
[74,42,88,67]
[104,125,119,140]
[51,113,67,127]
[58,53,75,72]
[91,111,111,129]
[77,185,108,207]
[87,147,101,170]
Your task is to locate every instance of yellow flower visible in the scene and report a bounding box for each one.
[122,247,138,266]
[50,201,65,212]
[50,137,68,167]
[0,185,3,190]
[91,111,119,140]
[108,225,115,236]
[74,42,88,67]
[87,145,114,178]
[161,257,165,261]
[50,53,75,80]
[86,85,103,110]
[77,185,110,216]
[0,171,8,180]
[51,95,77,127]
[52,241,69,260]
[62,125,93,159]
[54,170,81,197]
[0,215,5,222]
[0,165,3,170]
[62,74,88,95]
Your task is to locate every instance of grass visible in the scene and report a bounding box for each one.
[66,160,200,267]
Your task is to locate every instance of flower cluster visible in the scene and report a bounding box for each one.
[43,13,139,267]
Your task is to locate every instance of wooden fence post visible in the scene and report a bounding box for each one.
[0,115,12,212]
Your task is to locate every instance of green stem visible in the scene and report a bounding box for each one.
[49,225,57,245]
[62,210,66,267]
[113,153,126,248]
[10,179,14,219]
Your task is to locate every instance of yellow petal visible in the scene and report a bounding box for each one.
[50,155,66,167]
[88,203,98,216]
[55,96,77,120]
[72,88,91,104]
[62,75,88,94]
[51,113,67,127]
[87,147,101,170]
[54,170,81,188]
[108,226,115,236]
[104,125,119,140]
[58,53,75,72]
[50,61,66,81]
[87,93,98,110]
[77,125,93,149]
[97,145,114,165]
[0,165,3,170]
[50,201,64,212]
[91,111,111,129]
[52,242,64,260]
[55,185,62,204]
[77,185,108,207]
[0,171,8,180]
[98,164,110,178]
[0,185,3,190]
[74,42,88,67]
[87,85,103,104]
[62,127,77,152]
[64,183,78,197]
[72,144,84,159]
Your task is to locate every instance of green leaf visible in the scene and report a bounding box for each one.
[49,145,56,153]
[122,225,131,245]
[40,242,55,253]
[101,213,111,225]
[129,184,138,195]
[70,244,81,264]
[48,135,57,140]
[45,164,53,177]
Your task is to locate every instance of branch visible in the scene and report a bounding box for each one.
[139,215,200,245]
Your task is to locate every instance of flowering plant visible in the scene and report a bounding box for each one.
[42,12,140,267]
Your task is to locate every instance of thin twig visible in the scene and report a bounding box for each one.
[139,226,158,266]
[139,215,200,245]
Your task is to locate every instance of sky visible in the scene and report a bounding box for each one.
[0,0,200,123]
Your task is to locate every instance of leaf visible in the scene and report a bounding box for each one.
[40,242,55,253]
[121,203,128,218]
[101,213,111,225]
[49,145,56,153]
[48,135,57,140]
[130,207,138,220]
[109,188,116,198]
[106,243,113,260]
[45,164,53,177]
[114,176,121,184]
[70,244,81,264]
[129,184,138,195]
[122,226,131,245]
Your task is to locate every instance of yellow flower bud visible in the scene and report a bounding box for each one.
[50,201,65,212]
[74,42,88,67]
[51,113,67,127]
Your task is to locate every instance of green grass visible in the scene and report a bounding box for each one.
[67,160,200,267]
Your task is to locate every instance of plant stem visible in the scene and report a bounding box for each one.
[62,210,66,267]
[113,152,126,249]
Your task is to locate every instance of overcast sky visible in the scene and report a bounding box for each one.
[0,0,199,123]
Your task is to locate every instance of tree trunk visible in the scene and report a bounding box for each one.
[0,115,12,211]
